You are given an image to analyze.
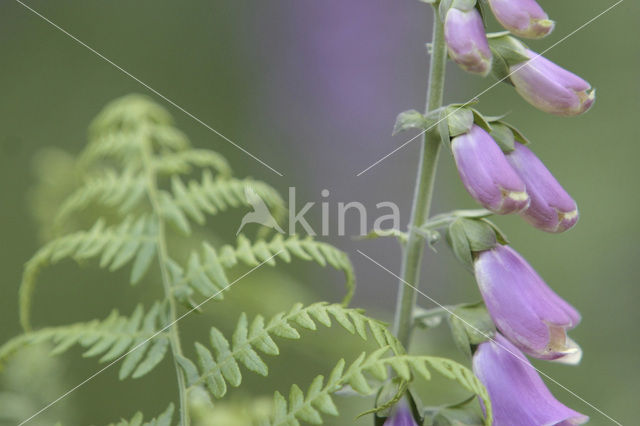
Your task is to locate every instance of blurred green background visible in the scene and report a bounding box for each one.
[0,0,637,424]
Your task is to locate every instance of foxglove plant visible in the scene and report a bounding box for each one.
[0,0,599,425]
[387,0,596,423]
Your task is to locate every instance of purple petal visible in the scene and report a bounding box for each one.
[452,125,529,214]
[474,245,581,360]
[488,0,554,39]
[507,142,579,233]
[444,8,492,76]
[383,402,418,426]
[509,50,595,116]
[473,334,589,425]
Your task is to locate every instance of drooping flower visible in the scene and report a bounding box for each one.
[474,245,582,363]
[444,6,492,76]
[452,125,529,214]
[510,50,595,116]
[488,0,554,39]
[473,333,589,425]
[506,142,578,232]
[383,401,418,426]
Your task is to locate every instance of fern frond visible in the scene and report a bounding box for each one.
[269,348,493,426]
[105,402,174,426]
[2,304,170,380]
[170,234,355,305]
[178,303,399,399]
[161,171,285,233]
[20,216,158,330]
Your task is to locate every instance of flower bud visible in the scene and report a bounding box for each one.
[506,142,579,232]
[510,50,595,116]
[383,401,418,426]
[452,125,529,214]
[444,7,492,76]
[474,245,582,363]
[473,333,589,425]
[488,0,554,39]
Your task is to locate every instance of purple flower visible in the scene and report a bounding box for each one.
[474,245,582,363]
[510,50,595,116]
[473,333,589,425]
[506,142,579,233]
[444,7,492,76]
[452,125,529,214]
[488,0,554,39]
[383,401,418,426]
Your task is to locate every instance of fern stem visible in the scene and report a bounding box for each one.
[393,5,447,349]
[140,137,190,426]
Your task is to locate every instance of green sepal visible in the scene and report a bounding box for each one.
[447,107,475,138]
[489,123,516,153]
[446,220,473,268]
[480,218,509,245]
[487,33,529,83]
[448,302,495,359]
[439,0,453,17]
[393,110,427,135]
[451,0,477,11]
[451,302,495,345]
[447,218,498,268]
[500,121,530,145]
[470,108,492,133]
[428,396,486,426]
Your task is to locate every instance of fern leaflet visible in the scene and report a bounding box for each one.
[105,402,174,426]
[2,303,169,380]
[269,348,493,425]
[176,303,400,399]
[171,234,355,305]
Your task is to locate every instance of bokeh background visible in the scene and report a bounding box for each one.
[0,0,637,424]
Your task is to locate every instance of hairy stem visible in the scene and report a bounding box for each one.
[141,136,190,426]
[393,6,448,349]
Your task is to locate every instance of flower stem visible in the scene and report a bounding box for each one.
[393,5,448,349]
[141,136,190,426]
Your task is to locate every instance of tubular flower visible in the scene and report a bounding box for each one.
[510,50,595,116]
[474,245,582,363]
[383,401,418,426]
[473,333,589,425]
[488,0,554,39]
[444,6,492,76]
[452,125,529,214]
[506,142,578,233]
